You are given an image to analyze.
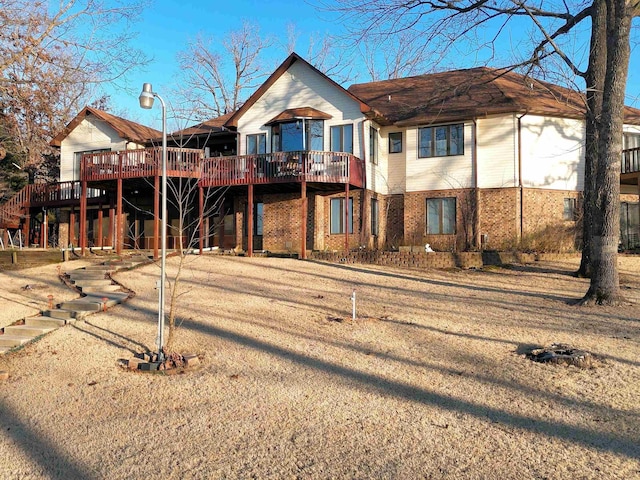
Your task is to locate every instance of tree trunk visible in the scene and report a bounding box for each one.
[581,0,632,304]
[577,0,607,278]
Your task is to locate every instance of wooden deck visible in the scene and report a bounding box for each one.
[81,147,204,181]
[199,151,365,188]
[80,148,365,189]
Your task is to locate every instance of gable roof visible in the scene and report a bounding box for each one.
[50,106,162,147]
[348,67,640,126]
[224,52,374,128]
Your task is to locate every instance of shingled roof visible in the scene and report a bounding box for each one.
[348,67,640,126]
[50,106,162,147]
[170,111,236,137]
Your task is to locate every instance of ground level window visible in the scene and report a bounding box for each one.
[563,198,577,221]
[426,198,456,234]
[371,198,379,236]
[330,197,353,234]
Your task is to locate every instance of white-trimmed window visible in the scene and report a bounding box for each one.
[418,124,464,157]
[330,124,353,153]
[330,197,353,234]
[247,134,266,154]
[426,198,456,234]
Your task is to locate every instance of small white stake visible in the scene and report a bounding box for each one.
[351,289,356,321]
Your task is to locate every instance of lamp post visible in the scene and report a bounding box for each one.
[139,82,167,362]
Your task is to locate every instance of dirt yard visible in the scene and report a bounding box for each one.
[0,255,639,479]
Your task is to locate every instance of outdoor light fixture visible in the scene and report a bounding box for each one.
[139,82,167,362]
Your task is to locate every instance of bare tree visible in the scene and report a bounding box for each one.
[284,23,356,84]
[324,0,639,304]
[0,0,148,177]
[176,22,273,121]
[359,30,445,81]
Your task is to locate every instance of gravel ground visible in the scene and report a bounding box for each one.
[0,254,639,479]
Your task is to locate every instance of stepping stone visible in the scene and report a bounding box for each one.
[26,317,67,328]
[4,325,54,337]
[0,335,33,347]
[80,285,122,294]
[71,279,113,288]
[68,272,108,281]
[43,309,75,320]
[59,300,102,312]
[83,265,115,271]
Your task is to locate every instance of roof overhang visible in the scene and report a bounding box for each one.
[265,107,332,126]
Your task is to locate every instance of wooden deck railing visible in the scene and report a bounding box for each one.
[199,151,365,188]
[622,147,640,174]
[0,182,106,228]
[81,147,204,181]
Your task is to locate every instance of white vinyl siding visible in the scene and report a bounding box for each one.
[59,117,132,182]
[405,122,474,192]
[237,60,365,158]
[476,115,517,189]
[520,115,585,191]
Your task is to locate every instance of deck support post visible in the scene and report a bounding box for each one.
[22,215,29,247]
[80,181,87,255]
[108,203,115,248]
[344,182,350,254]
[153,173,160,260]
[41,210,48,249]
[70,209,76,247]
[97,208,103,248]
[301,181,307,259]
[247,184,253,257]
[199,185,204,255]
[116,178,123,255]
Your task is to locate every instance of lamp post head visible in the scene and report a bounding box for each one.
[139,82,155,109]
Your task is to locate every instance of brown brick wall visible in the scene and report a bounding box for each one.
[225,185,634,254]
[404,189,476,251]
[478,188,519,250]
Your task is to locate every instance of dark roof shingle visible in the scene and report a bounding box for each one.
[50,106,162,147]
[348,67,640,126]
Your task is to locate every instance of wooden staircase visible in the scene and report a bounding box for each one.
[0,185,33,230]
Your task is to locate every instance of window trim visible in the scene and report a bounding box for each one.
[330,123,354,154]
[246,133,266,155]
[388,132,402,154]
[426,197,456,235]
[418,124,464,158]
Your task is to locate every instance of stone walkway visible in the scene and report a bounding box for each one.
[0,255,149,355]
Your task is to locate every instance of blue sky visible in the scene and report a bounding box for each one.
[105,0,640,130]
